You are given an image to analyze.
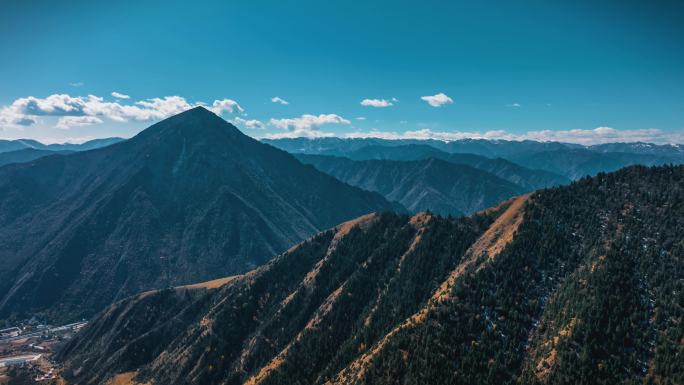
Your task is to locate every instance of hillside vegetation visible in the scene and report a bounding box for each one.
[58,165,683,385]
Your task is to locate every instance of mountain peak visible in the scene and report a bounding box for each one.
[162,105,227,125]
[181,105,216,116]
[0,107,400,321]
[132,106,243,143]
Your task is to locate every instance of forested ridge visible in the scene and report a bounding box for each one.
[352,165,683,385]
[58,165,683,385]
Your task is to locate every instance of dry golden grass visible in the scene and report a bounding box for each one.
[334,213,377,242]
[302,213,377,288]
[433,194,530,301]
[534,317,579,380]
[244,352,287,385]
[474,194,519,216]
[471,193,530,263]
[409,212,432,226]
[106,372,137,385]
[179,276,237,290]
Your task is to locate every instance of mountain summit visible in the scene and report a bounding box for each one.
[0,107,401,322]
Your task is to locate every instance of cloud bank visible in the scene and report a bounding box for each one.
[0,93,243,129]
[340,127,684,145]
[267,114,350,138]
[2,92,681,145]
[232,117,265,130]
[55,116,104,130]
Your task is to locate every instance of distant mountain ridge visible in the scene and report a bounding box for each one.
[296,154,525,216]
[0,148,75,168]
[4,135,681,180]
[0,107,400,322]
[264,137,683,158]
[0,137,124,154]
[57,165,684,385]
[509,147,683,179]
[334,144,569,190]
[265,137,684,179]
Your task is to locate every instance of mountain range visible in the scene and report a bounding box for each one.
[508,148,682,180]
[2,108,682,384]
[264,137,684,159]
[296,154,525,216]
[5,136,682,183]
[57,165,684,385]
[0,107,400,322]
[317,144,570,190]
[4,130,681,215]
[265,137,684,180]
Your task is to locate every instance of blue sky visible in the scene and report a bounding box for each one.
[1,0,683,144]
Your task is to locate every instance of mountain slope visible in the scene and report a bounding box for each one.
[0,139,45,153]
[510,148,682,179]
[0,107,401,322]
[58,165,684,385]
[322,144,569,191]
[269,139,570,191]
[0,148,74,167]
[296,154,524,216]
[589,142,684,157]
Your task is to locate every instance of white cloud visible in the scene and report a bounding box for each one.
[266,114,350,138]
[271,96,289,105]
[341,127,684,145]
[69,82,84,87]
[12,94,89,116]
[111,92,130,99]
[262,129,336,139]
[38,135,96,144]
[355,117,367,121]
[507,103,521,108]
[420,92,453,107]
[343,128,512,141]
[0,94,245,131]
[269,114,350,130]
[206,99,244,116]
[360,98,396,108]
[521,127,684,145]
[55,116,104,129]
[0,105,37,128]
[232,117,265,130]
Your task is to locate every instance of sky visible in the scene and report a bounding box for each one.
[1,0,683,144]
